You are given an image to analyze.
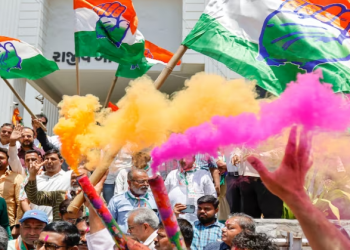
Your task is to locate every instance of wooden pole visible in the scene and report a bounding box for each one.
[76,57,80,95]
[103,76,118,108]
[67,154,117,214]
[2,78,47,132]
[154,45,188,90]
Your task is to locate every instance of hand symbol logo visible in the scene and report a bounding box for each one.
[93,2,131,48]
[0,42,22,72]
[258,0,350,72]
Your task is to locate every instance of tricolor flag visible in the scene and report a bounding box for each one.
[116,40,181,78]
[183,0,350,95]
[0,36,58,80]
[74,0,144,64]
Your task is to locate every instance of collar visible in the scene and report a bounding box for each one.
[220,242,230,250]
[143,230,158,245]
[41,169,65,179]
[0,169,12,177]
[126,190,149,200]
[180,166,196,174]
[194,219,222,228]
[18,145,41,153]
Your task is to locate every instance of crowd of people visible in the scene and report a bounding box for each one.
[0,116,349,250]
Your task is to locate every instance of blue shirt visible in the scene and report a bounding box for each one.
[191,220,224,250]
[108,190,158,233]
[204,241,230,250]
[195,154,218,171]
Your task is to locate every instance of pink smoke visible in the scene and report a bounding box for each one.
[151,71,350,170]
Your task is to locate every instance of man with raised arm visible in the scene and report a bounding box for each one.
[247,126,350,250]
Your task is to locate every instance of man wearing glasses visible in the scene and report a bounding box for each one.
[108,168,157,233]
[203,213,255,250]
[7,210,48,250]
[33,221,80,250]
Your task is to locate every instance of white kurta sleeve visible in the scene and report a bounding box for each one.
[86,228,115,250]
[8,145,25,176]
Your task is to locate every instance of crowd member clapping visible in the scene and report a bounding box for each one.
[7,210,48,250]
[0,148,24,238]
[127,208,159,250]
[204,213,255,250]
[33,221,80,250]
[191,195,223,250]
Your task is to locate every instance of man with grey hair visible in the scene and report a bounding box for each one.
[203,213,255,250]
[127,208,159,250]
[108,168,158,233]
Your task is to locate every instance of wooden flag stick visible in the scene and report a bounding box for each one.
[76,57,80,95]
[104,76,118,108]
[1,78,47,132]
[154,45,188,90]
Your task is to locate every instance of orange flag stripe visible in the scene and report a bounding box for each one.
[145,40,181,65]
[0,36,21,43]
[74,0,137,34]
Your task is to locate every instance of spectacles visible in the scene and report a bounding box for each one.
[131,179,149,184]
[33,240,66,250]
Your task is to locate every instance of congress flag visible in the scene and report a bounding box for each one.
[182,0,350,95]
[116,40,181,78]
[0,36,58,80]
[74,0,145,64]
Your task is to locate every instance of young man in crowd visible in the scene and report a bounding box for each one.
[108,168,157,233]
[204,213,255,250]
[165,156,216,223]
[21,149,72,222]
[127,207,159,250]
[7,210,48,250]
[0,123,20,149]
[154,219,193,250]
[191,195,224,250]
[16,127,45,168]
[34,221,80,250]
[75,217,89,250]
[0,148,24,238]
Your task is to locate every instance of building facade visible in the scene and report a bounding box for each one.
[0,0,241,134]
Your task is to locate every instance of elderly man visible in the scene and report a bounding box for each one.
[7,210,48,250]
[127,208,159,250]
[108,168,157,233]
[204,213,255,250]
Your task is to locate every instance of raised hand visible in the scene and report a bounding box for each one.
[93,2,131,47]
[0,42,22,72]
[28,159,48,178]
[258,0,350,72]
[9,125,23,144]
[247,126,312,202]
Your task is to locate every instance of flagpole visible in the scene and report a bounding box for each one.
[1,78,47,132]
[154,45,188,90]
[104,76,118,108]
[76,57,80,95]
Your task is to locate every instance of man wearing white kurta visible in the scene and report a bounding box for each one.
[165,156,217,223]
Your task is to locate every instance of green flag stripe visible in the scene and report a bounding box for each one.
[183,13,350,95]
[0,54,59,80]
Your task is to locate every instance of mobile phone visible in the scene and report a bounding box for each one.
[182,205,195,213]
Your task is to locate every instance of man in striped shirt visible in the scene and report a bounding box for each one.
[191,195,223,250]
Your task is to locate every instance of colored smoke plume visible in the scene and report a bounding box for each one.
[53,73,259,172]
[151,71,350,169]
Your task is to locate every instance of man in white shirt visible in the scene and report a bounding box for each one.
[22,149,72,222]
[0,123,20,149]
[127,208,159,250]
[165,155,217,223]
